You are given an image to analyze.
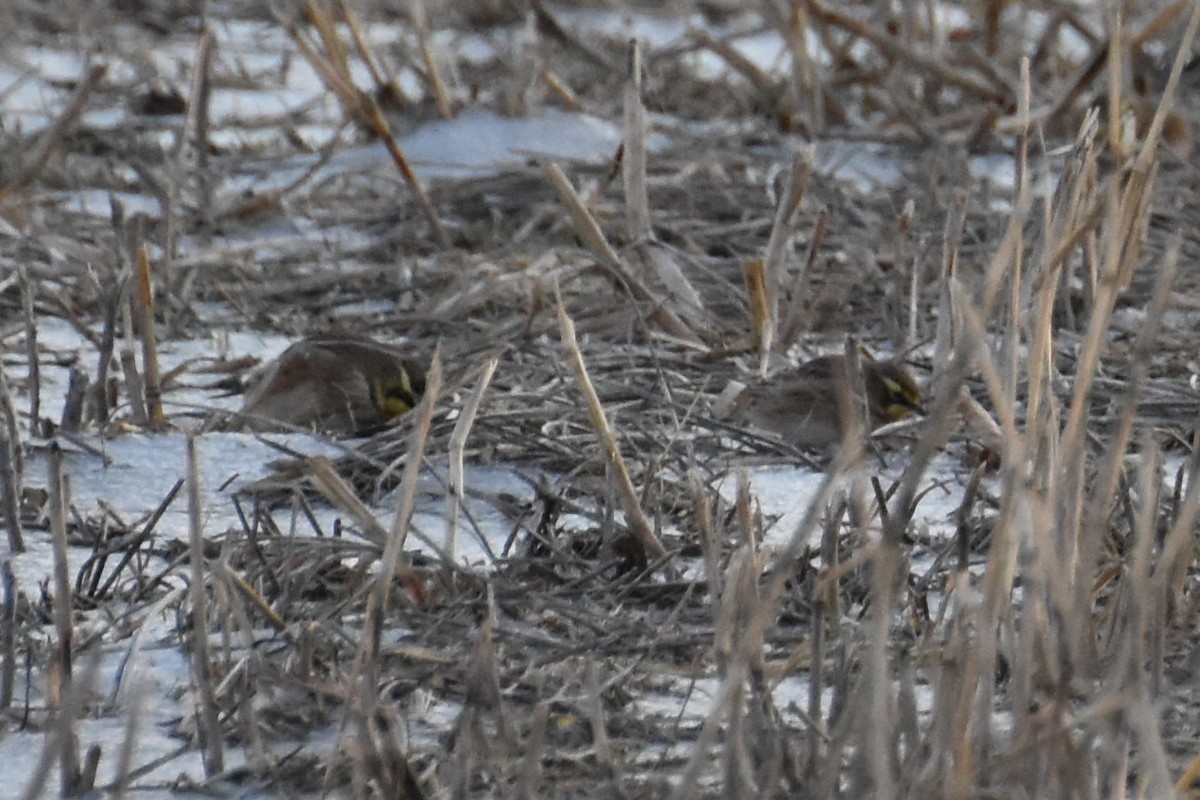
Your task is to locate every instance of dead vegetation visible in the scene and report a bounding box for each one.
[3,0,1200,797]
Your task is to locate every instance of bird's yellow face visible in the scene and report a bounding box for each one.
[372,362,426,419]
[865,363,923,423]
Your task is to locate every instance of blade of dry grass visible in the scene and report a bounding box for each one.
[544,161,699,341]
[188,30,215,234]
[185,435,224,776]
[742,258,771,376]
[555,287,668,567]
[134,244,165,431]
[18,267,39,431]
[308,455,391,544]
[805,0,1010,104]
[763,150,812,355]
[445,357,498,561]
[623,39,651,243]
[378,346,443,610]
[0,428,24,554]
[46,442,82,794]
[0,560,14,708]
[282,3,450,247]
[0,64,106,204]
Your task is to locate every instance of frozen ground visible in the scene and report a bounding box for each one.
[2,1,1196,797]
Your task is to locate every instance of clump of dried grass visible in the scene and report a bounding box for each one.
[4,1,1200,797]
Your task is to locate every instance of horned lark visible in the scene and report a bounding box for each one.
[240,335,425,435]
[729,354,923,449]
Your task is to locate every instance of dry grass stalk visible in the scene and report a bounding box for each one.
[352,709,427,800]
[543,161,627,271]
[690,29,778,105]
[1105,10,1125,157]
[59,366,87,434]
[733,467,755,550]
[999,57,1033,409]
[187,30,215,232]
[9,3,1200,794]
[932,189,969,381]
[806,0,1009,105]
[889,198,915,348]
[215,563,288,634]
[543,162,700,341]
[623,39,651,244]
[0,367,20,485]
[0,429,24,554]
[1026,119,1099,436]
[0,561,15,708]
[284,2,450,247]
[806,501,838,775]
[714,543,763,680]
[784,1,823,132]
[18,654,102,800]
[304,0,350,70]
[47,444,72,684]
[411,0,454,120]
[530,0,615,71]
[632,242,707,332]
[445,356,498,561]
[1057,183,1148,471]
[185,436,224,776]
[673,453,854,797]
[18,267,39,431]
[555,288,668,567]
[540,67,581,111]
[778,205,826,351]
[451,610,513,786]
[0,64,106,205]
[379,347,443,610]
[46,442,83,794]
[340,0,409,107]
[1127,0,1200,173]
[689,469,721,606]
[618,65,712,329]
[133,244,165,431]
[368,109,452,243]
[668,643,753,799]
[308,455,390,544]
[741,259,771,376]
[107,666,144,796]
[583,659,614,766]
[91,284,121,426]
[514,702,547,800]
[763,152,811,347]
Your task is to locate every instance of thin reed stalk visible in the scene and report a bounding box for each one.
[762,151,812,357]
[445,357,497,561]
[0,560,14,707]
[623,39,651,244]
[0,64,106,203]
[0,429,24,554]
[283,2,450,247]
[19,267,39,432]
[134,244,165,430]
[371,346,442,620]
[544,161,697,340]
[555,289,667,566]
[185,435,224,776]
[46,443,81,794]
[412,0,454,119]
